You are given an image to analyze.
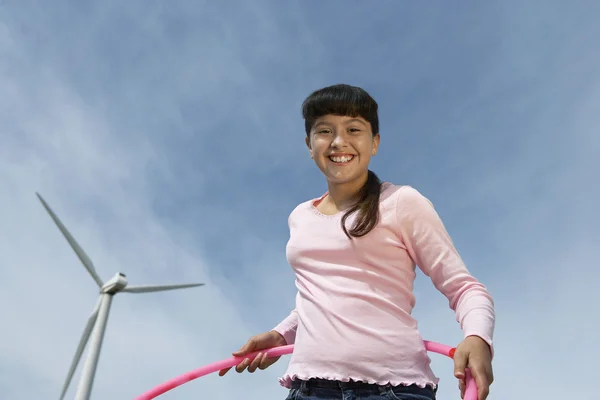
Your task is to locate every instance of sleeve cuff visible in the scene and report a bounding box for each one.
[272,318,297,345]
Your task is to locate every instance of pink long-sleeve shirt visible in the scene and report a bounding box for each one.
[272,183,495,389]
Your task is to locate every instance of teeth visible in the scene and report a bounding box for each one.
[330,155,353,163]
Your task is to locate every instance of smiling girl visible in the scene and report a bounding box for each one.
[220,84,495,400]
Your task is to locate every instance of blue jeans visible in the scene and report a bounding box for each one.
[285,379,436,400]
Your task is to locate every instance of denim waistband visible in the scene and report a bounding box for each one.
[290,378,436,396]
[291,378,384,390]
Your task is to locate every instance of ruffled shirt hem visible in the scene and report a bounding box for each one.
[278,373,439,390]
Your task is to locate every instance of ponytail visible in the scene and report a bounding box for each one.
[341,170,382,239]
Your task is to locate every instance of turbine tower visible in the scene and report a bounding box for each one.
[36,193,204,400]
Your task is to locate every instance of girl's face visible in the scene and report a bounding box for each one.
[306,114,380,186]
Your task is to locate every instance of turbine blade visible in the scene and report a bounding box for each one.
[122,283,205,293]
[59,298,101,400]
[36,193,103,287]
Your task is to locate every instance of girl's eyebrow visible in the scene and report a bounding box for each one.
[344,118,367,126]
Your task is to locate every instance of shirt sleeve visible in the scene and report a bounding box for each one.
[272,307,298,345]
[395,187,496,356]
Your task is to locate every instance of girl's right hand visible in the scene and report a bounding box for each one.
[218,330,288,376]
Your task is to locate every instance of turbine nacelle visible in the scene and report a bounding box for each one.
[101,273,128,294]
[35,193,205,400]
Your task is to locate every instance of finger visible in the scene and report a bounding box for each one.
[259,352,273,370]
[232,340,254,357]
[487,365,494,385]
[218,367,231,376]
[453,351,468,380]
[235,358,251,373]
[458,379,465,399]
[258,352,269,369]
[247,352,263,373]
[469,366,490,400]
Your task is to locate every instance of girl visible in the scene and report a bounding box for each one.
[220,84,495,400]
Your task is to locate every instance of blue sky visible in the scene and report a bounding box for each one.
[1,1,599,399]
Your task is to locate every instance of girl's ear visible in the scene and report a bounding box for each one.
[305,136,313,159]
[372,133,381,156]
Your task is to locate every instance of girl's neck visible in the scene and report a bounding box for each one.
[325,174,368,211]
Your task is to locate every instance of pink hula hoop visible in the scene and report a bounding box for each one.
[134,340,477,400]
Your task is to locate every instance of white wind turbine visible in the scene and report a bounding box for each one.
[36,193,204,400]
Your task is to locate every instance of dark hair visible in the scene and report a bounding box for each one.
[302,84,382,239]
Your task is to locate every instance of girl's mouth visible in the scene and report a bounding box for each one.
[328,155,354,163]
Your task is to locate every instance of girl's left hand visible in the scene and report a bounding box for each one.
[453,335,494,400]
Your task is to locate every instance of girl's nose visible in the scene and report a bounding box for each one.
[331,132,348,148]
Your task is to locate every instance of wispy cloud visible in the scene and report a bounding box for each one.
[1,1,598,399]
